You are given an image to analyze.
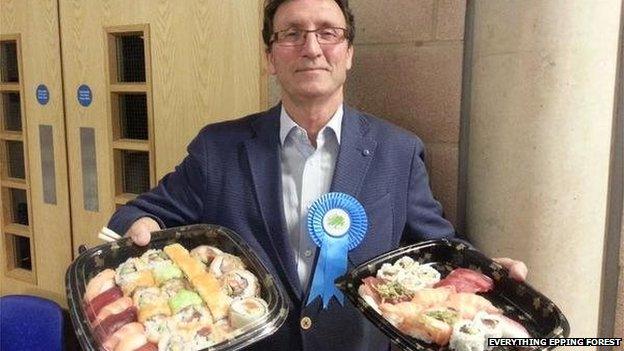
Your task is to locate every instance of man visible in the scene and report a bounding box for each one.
[108,1,527,350]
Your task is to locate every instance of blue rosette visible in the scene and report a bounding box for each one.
[306,192,368,308]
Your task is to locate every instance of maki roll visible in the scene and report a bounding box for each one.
[160,278,191,299]
[449,319,486,351]
[152,262,183,286]
[413,264,441,287]
[191,272,231,321]
[228,297,268,329]
[473,311,503,345]
[140,249,171,269]
[190,245,223,265]
[376,263,401,282]
[168,289,204,315]
[209,253,245,278]
[220,269,260,300]
[393,256,417,270]
[171,304,213,334]
[143,314,170,344]
[115,258,155,296]
[133,287,171,322]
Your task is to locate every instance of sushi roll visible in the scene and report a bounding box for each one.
[393,256,417,270]
[190,245,223,265]
[171,304,213,334]
[228,297,268,329]
[414,264,441,287]
[473,311,503,347]
[85,269,117,302]
[209,253,245,278]
[220,269,260,299]
[132,287,171,322]
[168,289,204,315]
[143,314,170,344]
[140,249,171,269]
[157,333,193,351]
[115,258,155,296]
[395,270,427,294]
[376,263,401,282]
[152,261,183,286]
[191,271,231,321]
[160,278,191,299]
[449,319,486,351]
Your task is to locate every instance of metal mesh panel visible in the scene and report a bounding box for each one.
[10,234,32,270]
[0,41,19,83]
[119,94,148,139]
[121,150,150,194]
[6,140,25,179]
[10,188,28,225]
[116,34,145,82]
[1,92,22,131]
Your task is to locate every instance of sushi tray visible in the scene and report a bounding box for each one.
[66,224,289,351]
[336,239,570,351]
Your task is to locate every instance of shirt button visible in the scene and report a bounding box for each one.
[300,316,312,330]
[304,249,313,257]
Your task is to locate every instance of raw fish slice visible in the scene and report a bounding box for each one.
[94,306,138,340]
[114,331,152,351]
[434,268,493,293]
[379,301,425,327]
[410,286,456,307]
[85,269,116,302]
[95,297,134,324]
[443,292,501,319]
[85,286,123,322]
[102,322,144,351]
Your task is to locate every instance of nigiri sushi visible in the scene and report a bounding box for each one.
[443,292,501,320]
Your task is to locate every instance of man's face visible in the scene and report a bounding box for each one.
[267,0,354,102]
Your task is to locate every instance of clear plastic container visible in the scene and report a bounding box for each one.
[66,224,289,351]
[335,239,570,351]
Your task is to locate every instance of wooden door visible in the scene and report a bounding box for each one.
[0,0,72,306]
[58,0,266,253]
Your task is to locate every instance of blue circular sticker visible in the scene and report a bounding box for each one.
[77,84,92,107]
[307,192,368,250]
[36,84,49,105]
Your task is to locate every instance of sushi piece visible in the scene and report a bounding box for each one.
[413,264,441,287]
[410,286,456,307]
[160,278,191,299]
[434,268,494,294]
[164,244,208,281]
[95,297,134,325]
[379,301,424,327]
[85,286,123,322]
[228,297,268,329]
[190,245,223,265]
[85,269,116,302]
[209,253,246,278]
[376,263,401,282]
[192,271,231,321]
[393,256,417,270]
[473,311,503,344]
[395,270,428,294]
[94,305,138,340]
[449,319,486,351]
[443,292,501,320]
[171,304,213,334]
[143,314,170,344]
[220,269,260,299]
[115,258,155,296]
[133,287,171,322]
[140,249,171,269]
[152,262,183,285]
[157,334,192,351]
[168,289,203,314]
[401,307,456,345]
[102,322,144,351]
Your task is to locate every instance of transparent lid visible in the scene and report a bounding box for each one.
[66,224,289,351]
[336,239,570,351]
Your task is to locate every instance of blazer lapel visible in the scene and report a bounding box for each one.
[330,106,378,197]
[244,105,302,298]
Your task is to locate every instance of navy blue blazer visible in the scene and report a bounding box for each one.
[108,104,455,351]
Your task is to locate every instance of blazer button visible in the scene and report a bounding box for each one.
[300,316,312,330]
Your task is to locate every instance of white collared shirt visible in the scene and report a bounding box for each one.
[279,105,342,290]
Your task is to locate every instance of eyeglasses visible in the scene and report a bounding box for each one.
[270,27,348,46]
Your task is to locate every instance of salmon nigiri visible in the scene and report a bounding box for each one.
[400,307,458,345]
[102,322,144,351]
[379,301,425,327]
[85,269,116,302]
[443,292,501,319]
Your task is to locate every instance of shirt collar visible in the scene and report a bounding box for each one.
[279,105,343,146]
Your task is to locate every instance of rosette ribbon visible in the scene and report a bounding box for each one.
[306,192,368,308]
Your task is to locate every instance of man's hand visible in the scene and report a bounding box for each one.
[493,257,528,282]
[126,217,160,246]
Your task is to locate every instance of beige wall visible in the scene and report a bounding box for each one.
[268,0,466,229]
[465,0,621,344]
